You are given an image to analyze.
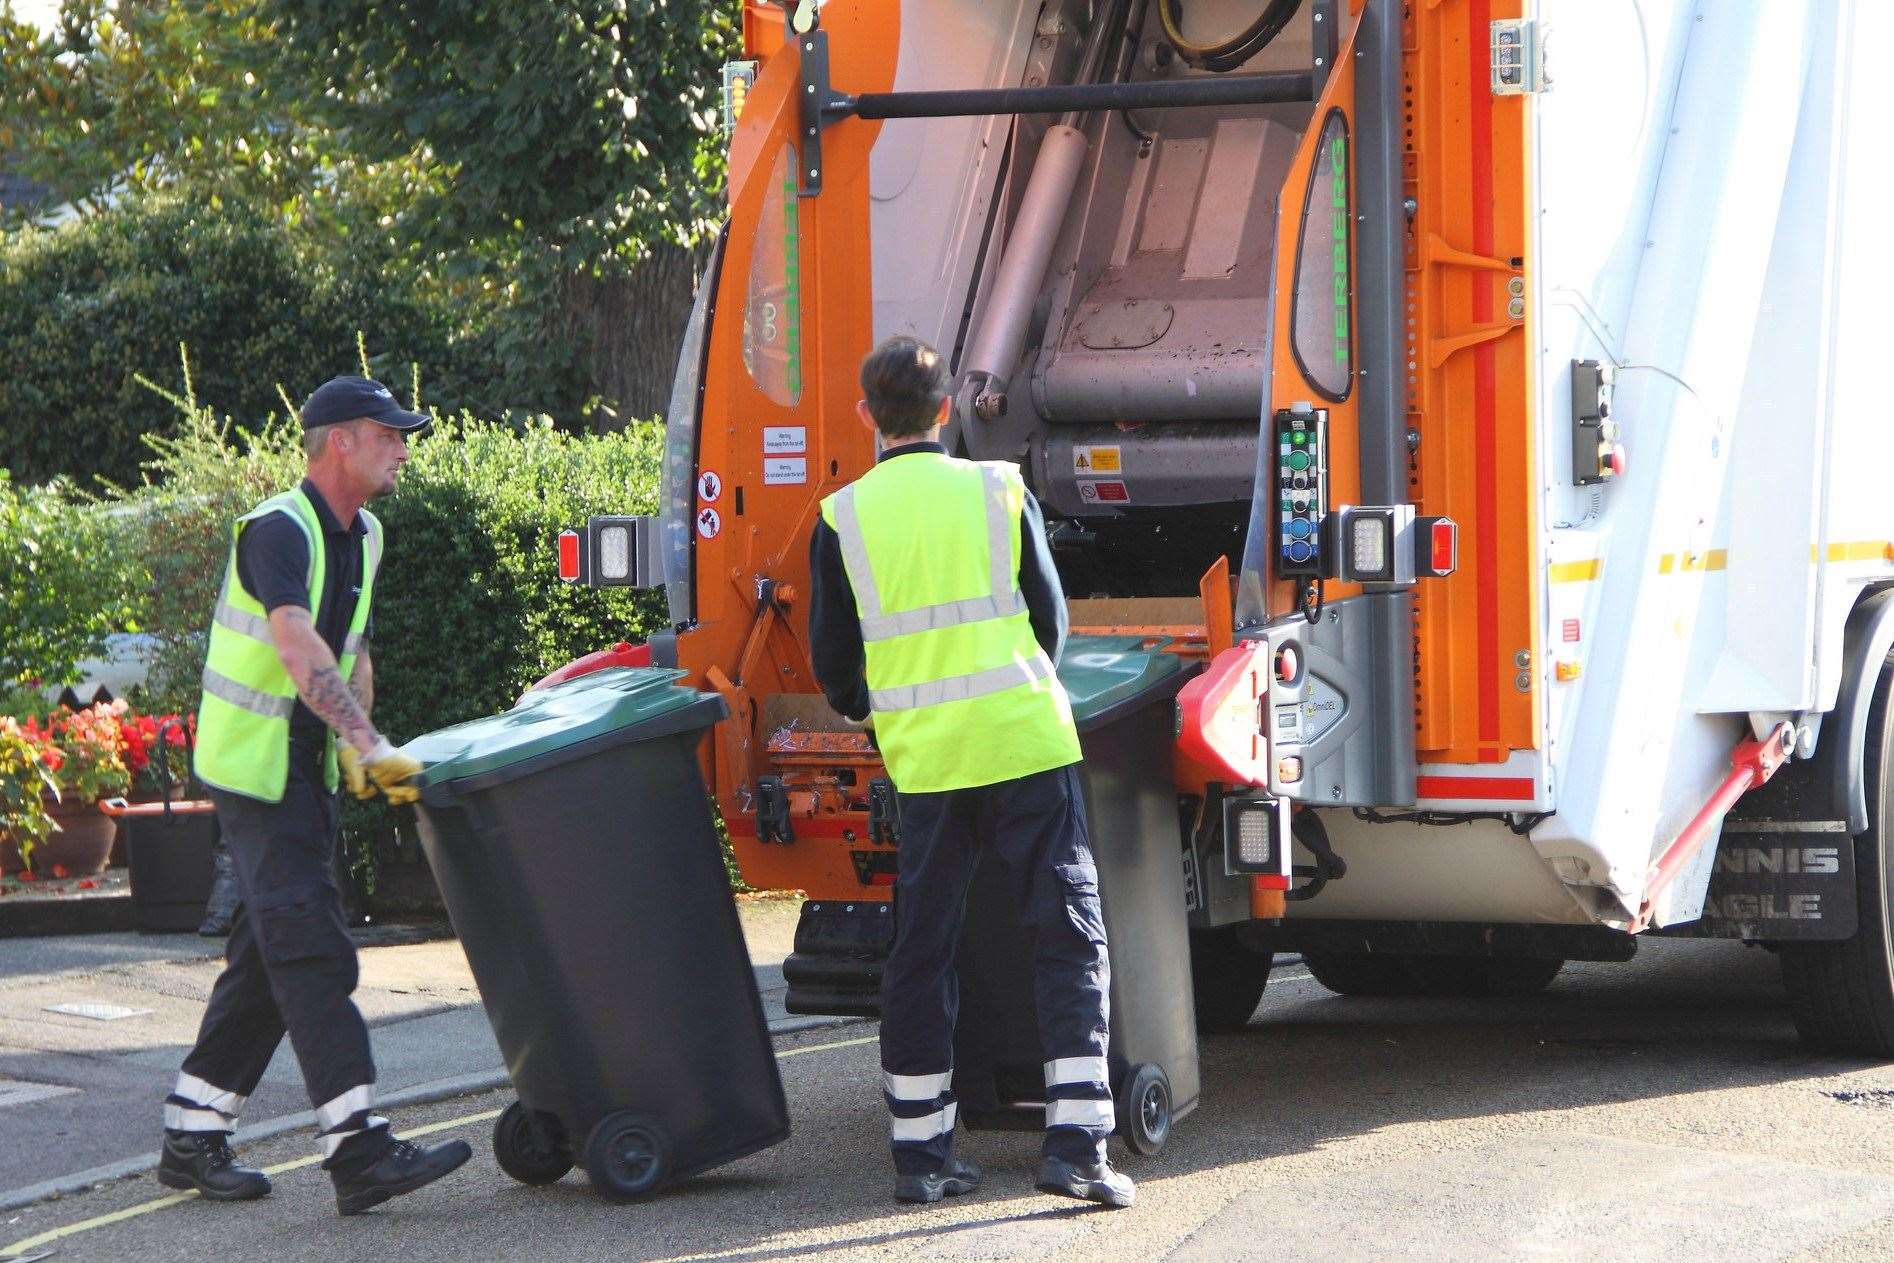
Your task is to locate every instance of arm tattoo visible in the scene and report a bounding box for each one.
[297,662,378,751]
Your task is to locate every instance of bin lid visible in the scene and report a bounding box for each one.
[1058,635,1187,729]
[402,667,719,787]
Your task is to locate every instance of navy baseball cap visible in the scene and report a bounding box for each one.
[300,375,431,432]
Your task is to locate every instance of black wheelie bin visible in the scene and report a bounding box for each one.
[952,634,1201,1155]
[403,666,789,1200]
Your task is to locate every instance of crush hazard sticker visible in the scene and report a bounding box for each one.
[1073,445,1122,475]
[1077,480,1130,505]
[764,457,807,486]
[696,507,722,539]
[697,470,723,503]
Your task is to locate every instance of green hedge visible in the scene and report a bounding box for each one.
[0,469,142,686]
[0,196,523,488]
[128,394,666,736]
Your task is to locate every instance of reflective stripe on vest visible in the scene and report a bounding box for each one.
[821,453,1080,794]
[193,489,380,801]
[833,465,1025,643]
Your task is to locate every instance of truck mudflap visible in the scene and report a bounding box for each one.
[1658,825,1859,942]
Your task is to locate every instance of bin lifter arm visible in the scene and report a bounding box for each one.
[1633,722,1796,932]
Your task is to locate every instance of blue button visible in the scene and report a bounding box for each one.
[1288,519,1312,539]
[1287,541,1314,564]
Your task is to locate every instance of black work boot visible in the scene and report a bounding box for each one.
[893,1154,983,1204]
[1035,1155,1135,1208]
[157,1130,272,1201]
[331,1136,473,1216]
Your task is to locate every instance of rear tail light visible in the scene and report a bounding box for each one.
[557,530,582,583]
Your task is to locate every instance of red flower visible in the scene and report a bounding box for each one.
[50,864,69,879]
[18,870,36,883]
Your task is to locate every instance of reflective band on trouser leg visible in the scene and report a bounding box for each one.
[164,1072,249,1133]
[885,1067,957,1145]
[869,652,1056,713]
[1044,1055,1114,1131]
[890,1102,959,1142]
[316,1084,389,1159]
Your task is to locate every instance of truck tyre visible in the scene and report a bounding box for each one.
[1303,952,1415,996]
[1780,654,1894,1057]
[1189,927,1273,1032]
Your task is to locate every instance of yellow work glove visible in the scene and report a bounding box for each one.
[360,737,424,806]
[337,742,370,798]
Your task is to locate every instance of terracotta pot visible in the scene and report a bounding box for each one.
[32,800,118,877]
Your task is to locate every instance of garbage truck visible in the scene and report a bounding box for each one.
[556,0,1894,1061]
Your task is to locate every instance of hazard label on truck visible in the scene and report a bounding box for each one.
[764,457,808,486]
[696,507,722,539]
[763,426,807,454]
[1073,445,1122,475]
[697,470,722,503]
[1077,480,1130,505]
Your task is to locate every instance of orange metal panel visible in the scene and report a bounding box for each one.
[1403,0,1540,764]
[680,2,899,900]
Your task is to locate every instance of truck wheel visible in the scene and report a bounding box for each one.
[1402,955,1565,998]
[584,1111,671,1201]
[1117,1063,1172,1156]
[1190,927,1273,1032]
[493,1101,573,1186]
[1303,952,1416,996]
[1780,655,1894,1057]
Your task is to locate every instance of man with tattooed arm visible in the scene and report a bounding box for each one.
[157,376,472,1216]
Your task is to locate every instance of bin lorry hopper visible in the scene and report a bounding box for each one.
[554,0,1894,1064]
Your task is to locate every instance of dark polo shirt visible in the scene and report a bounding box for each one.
[234,479,371,741]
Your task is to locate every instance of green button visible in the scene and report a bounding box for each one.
[1288,451,1312,472]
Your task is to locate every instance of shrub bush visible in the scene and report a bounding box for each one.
[0,469,143,686]
[0,196,553,488]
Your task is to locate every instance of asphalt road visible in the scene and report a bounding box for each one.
[7,938,1894,1263]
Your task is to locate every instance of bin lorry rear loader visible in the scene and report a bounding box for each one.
[557,0,1894,1064]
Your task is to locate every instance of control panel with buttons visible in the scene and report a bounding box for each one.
[1275,404,1329,576]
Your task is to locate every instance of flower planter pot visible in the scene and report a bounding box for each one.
[36,800,119,877]
[108,799,221,933]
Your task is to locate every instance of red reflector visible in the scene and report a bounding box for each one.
[869,872,896,886]
[557,530,580,582]
[1430,519,1458,575]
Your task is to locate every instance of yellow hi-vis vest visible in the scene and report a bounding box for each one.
[193,488,382,802]
[820,452,1081,793]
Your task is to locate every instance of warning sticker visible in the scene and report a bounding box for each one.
[697,470,723,503]
[1077,480,1131,505]
[1072,445,1123,475]
[764,426,807,455]
[763,457,808,486]
[696,507,722,540]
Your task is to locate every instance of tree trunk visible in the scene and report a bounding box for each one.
[557,243,708,429]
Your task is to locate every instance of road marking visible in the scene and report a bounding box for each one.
[0,1032,880,1256]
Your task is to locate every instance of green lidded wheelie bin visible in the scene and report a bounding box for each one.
[953,634,1202,1155]
[402,667,789,1201]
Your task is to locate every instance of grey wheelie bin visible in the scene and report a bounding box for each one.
[403,667,789,1200]
[952,634,1201,1155]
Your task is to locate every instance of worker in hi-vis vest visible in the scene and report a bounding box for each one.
[161,376,472,1217]
[810,337,1135,1209]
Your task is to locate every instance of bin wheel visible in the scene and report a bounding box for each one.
[493,1102,573,1186]
[584,1111,671,1201]
[1117,1063,1172,1156]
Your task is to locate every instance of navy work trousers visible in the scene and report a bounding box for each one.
[879,762,1113,1175]
[168,735,389,1169]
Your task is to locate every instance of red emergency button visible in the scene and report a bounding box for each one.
[1601,444,1627,478]
[1274,644,1301,685]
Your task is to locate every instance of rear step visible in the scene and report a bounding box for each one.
[782,900,892,1017]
